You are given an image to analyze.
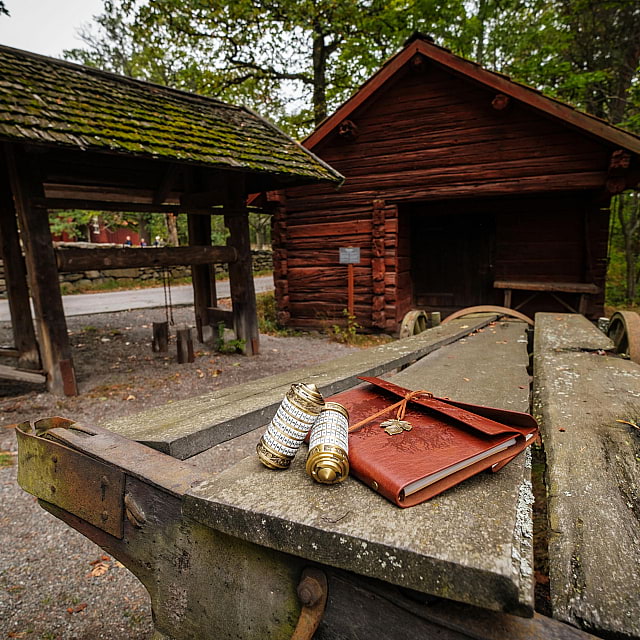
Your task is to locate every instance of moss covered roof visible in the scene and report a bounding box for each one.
[0,45,342,184]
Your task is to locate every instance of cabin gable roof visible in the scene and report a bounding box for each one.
[305,37,640,157]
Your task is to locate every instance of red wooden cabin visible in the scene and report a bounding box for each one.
[271,35,640,333]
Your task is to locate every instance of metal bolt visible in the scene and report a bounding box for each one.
[297,576,323,607]
[101,510,109,522]
[51,456,58,464]
[50,485,56,494]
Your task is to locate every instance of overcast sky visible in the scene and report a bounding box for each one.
[0,0,104,57]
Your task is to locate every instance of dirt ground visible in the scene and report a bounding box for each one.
[0,304,358,640]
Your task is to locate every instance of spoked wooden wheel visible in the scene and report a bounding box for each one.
[607,311,640,363]
[399,310,429,338]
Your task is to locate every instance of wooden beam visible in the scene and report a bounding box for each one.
[32,197,217,216]
[207,307,234,329]
[188,214,216,343]
[4,144,77,395]
[55,245,237,272]
[0,364,46,385]
[153,164,180,205]
[225,177,259,356]
[0,155,41,370]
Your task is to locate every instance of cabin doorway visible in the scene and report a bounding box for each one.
[401,202,496,316]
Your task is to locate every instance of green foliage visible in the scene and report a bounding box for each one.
[328,309,361,344]
[215,321,246,353]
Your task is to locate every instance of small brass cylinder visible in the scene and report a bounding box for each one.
[257,383,325,470]
[306,402,350,484]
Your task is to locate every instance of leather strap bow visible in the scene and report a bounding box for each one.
[348,389,433,433]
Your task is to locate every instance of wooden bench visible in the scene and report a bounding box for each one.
[16,315,613,639]
[494,280,600,315]
[533,313,640,640]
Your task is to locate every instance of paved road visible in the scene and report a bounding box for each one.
[0,275,274,321]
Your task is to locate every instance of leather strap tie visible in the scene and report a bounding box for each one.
[348,389,433,433]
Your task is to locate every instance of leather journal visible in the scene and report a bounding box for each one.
[327,376,538,507]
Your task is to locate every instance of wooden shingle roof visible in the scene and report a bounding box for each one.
[0,45,342,185]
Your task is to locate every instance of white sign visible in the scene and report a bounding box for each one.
[339,247,360,264]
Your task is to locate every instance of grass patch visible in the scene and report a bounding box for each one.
[327,310,395,347]
[0,450,15,467]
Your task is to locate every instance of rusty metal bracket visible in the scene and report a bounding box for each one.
[16,420,125,538]
[291,567,328,640]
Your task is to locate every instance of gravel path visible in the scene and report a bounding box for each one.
[0,305,358,640]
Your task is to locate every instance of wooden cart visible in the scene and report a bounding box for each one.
[16,314,640,640]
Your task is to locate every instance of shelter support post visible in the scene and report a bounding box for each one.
[0,157,40,370]
[225,182,259,356]
[187,213,216,343]
[4,144,78,395]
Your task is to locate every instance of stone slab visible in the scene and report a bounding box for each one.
[184,320,535,615]
[533,313,640,639]
[104,315,496,459]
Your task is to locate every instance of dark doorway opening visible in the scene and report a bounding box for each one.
[403,203,496,316]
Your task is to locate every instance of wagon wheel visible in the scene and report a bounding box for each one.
[399,310,429,338]
[607,311,640,363]
[441,305,534,326]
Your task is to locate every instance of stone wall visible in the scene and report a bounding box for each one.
[0,248,272,297]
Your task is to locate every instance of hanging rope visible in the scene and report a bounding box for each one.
[162,267,175,326]
[348,389,433,433]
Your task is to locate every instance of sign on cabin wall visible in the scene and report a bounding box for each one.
[339,247,361,264]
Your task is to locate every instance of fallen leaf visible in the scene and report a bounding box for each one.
[8,632,27,638]
[66,603,87,614]
[126,394,137,401]
[196,369,204,378]
[518,385,526,389]
[559,428,566,432]
[114,560,125,569]
[87,562,109,577]
[463,377,470,382]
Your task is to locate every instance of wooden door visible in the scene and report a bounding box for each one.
[409,209,495,313]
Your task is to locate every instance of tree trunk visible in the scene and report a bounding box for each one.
[616,194,640,303]
[166,213,179,246]
[312,33,327,126]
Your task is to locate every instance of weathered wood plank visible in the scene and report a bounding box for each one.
[184,320,535,615]
[55,245,236,271]
[103,316,496,458]
[0,364,46,384]
[532,313,640,639]
[188,214,216,343]
[5,144,77,395]
[0,154,40,369]
[225,181,259,356]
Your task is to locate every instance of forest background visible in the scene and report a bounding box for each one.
[2,0,639,308]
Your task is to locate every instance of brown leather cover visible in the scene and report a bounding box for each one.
[327,377,538,508]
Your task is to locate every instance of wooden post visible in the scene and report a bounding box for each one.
[0,156,40,370]
[347,263,355,317]
[176,328,194,363]
[187,214,216,344]
[225,179,259,356]
[4,144,77,395]
[152,322,169,352]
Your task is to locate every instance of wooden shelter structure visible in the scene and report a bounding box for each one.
[0,45,341,395]
[269,35,640,333]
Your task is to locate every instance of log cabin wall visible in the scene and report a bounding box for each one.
[281,54,618,332]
